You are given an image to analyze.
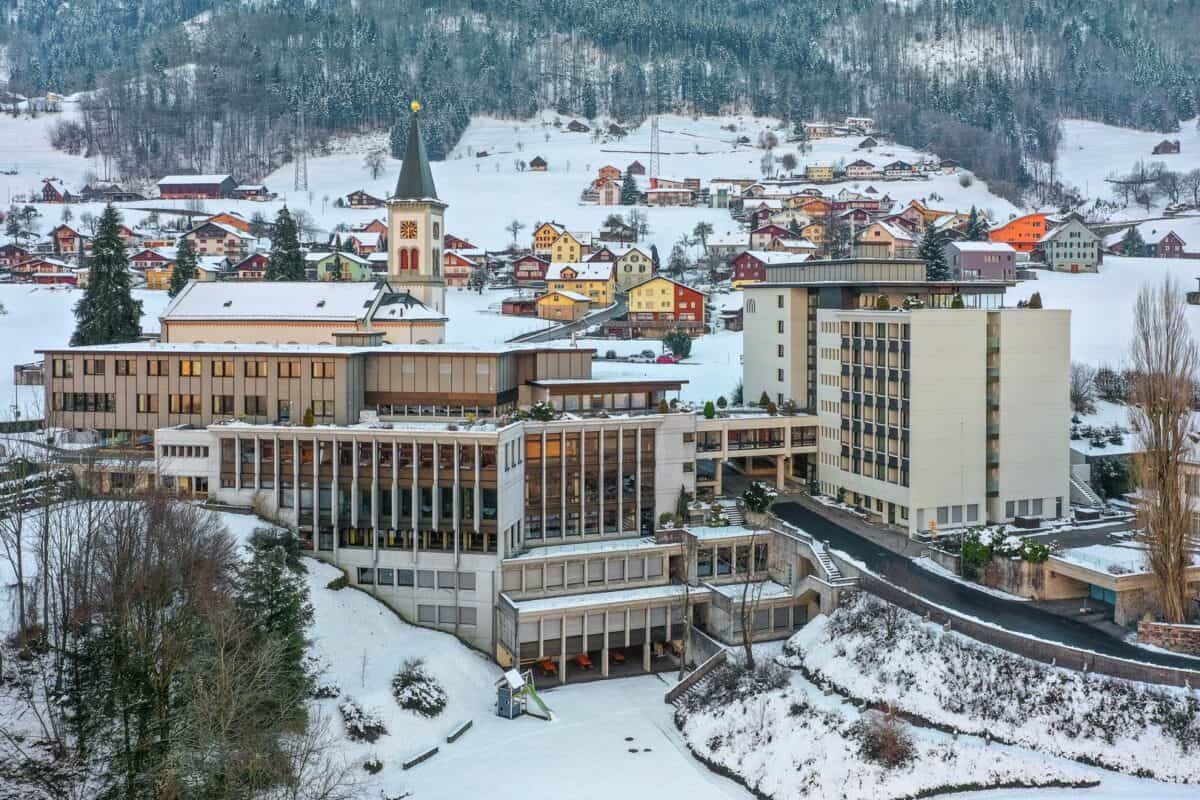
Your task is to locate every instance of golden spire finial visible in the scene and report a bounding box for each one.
[411,100,422,113]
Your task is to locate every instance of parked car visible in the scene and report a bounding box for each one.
[655,354,678,364]
[639,349,656,359]
[629,354,654,364]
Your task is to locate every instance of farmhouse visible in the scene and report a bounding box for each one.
[157,174,237,200]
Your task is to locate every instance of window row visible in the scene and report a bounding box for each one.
[357,567,476,592]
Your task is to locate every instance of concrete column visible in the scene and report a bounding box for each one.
[311,436,319,550]
[643,604,652,672]
[331,438,339,554]
[273,435,281,511]
[715,459,724,496]
[540,430,547,541]
[453,442,461,559]
[253,437,260,489]
[635,427,642,535]
[598,426,605,534]
[234,436,241,491]
[411,440,418,559]
[350,440,359,529]
[473,441,481,541]
[371,439,379,551]
[559,429,566,540]
[601,611,610,677]
[617,428,624,536]
[559,613,567,685]
[431,443,439,531]
[776,455,786,490]
[579,427,586,536]
[292,437,300,520]
[391,441,399,532]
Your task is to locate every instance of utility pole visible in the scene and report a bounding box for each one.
[649,116,661,180]
[294,100,308,192]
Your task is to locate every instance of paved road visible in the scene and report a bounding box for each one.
[773,501,1200,672]
[507,302,628,343]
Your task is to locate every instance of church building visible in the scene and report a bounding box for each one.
[388,102,448,315]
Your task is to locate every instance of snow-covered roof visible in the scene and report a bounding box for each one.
[628,275,709,296]
[162,280,385,322]
[709,580,793,601]
[41,340,588,356]
[870,220,915,241]
[188,220,254,240]
[158,174,233,185]
[707,232,748,247]
[741,250,808,265]
[946,241,1014,253]
[505,536,669,561]
[540,289,592,303]
[1135,222,1185,245]
[772,238,818,250]
[503,583,685,615]
[545,261,613,281]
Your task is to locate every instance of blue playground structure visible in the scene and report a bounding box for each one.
[496,669,553,721]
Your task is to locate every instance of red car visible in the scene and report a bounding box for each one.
[655,354,678,364]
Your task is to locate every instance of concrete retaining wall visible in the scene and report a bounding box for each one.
[1138,620,1200,656]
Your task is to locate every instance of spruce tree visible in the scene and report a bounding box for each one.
[267,207,305,281]
[71,205,142,346]
[168,237,197,298]
[650,244,660,273]
[1120,226,1145,256]
[619,171,639,205]
[964,206,988,241]
[919,228,950,281]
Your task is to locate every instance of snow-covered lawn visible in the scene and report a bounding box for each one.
[1010,256,1200,367]
[675,660,1093,800]
[785,593,1200,783]
[443,286,554,344]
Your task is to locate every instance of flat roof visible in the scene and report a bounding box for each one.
[504,583,685,615]
[505,536,675,562]
[710,580,793,601]
[530,378,687,388]
[207,419,513,434]
[687,524,759,541]
[39,342,597,356]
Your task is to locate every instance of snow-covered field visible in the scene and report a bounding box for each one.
[1057,118,1200,209]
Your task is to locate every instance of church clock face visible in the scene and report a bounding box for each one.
[399,220,418,239]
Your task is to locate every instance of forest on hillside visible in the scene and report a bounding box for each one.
[3,0,1200,201]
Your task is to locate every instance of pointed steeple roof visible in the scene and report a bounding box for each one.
[393,102,438,201]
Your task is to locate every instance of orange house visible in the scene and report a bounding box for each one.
[207,211,251,233]
[989,213,1047,253]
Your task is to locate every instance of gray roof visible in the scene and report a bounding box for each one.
[393,110,438,201]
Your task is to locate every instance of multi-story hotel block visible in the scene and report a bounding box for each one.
[742,258,1070,536]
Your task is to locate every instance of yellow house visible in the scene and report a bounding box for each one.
[550,230,586,263]
[546,262,615,306]
[805,164,834,181]
[613,246,653,291]
[627,275,675,314]
[801,221,828,245]
[145,265,174,291]
[536,290,592,321]
[532,222,565,256]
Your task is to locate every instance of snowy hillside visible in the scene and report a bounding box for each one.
[1056,118,1200,207]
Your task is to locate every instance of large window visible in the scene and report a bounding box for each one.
[312,361,336,379]
[245,360,268,378]
[245,395,268,416]
[278,361,301,378]
[147,359,167,376]
[169,394,201,414]
[212,395,235,415]
[179,360,201,377]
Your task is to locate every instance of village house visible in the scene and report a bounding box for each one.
[181,220,255,257]
[803,122,835,139]
[513,254,551,284]
[1040,217,1101,274]
[845,159,876,178]
[49,224,86,256]
[645,187,695,207]
[625,275,708,336]
[231,252,270,280]
[307,251,375,282]
[12,257,76,284]
[943,241,1017,281]
[883,160,915,178]
[1153,139,1181,155]
[597,165,621,182]
[749,224,793,250]
[596,245,653,292]
[501,295,538,317]
[705,231,748,262]
[731,250,807,287]
[346,189,387,208]
[857,136,878,149]
[0,242,31,268]
[855,220,917,259]
[767,208,812,228]
[80,182,143,203]
[837,208,873,226]
[532,222,566,256]
[130,248,176,273]
[443,249,481,287]
[536,290,592,321]
[206,211,251,233]
[844,116,874,133]
[1107,224,1187,258]
[566,120,589,133]
[157,174,237,200]
[804,164,834,181]
[767,237,819,256]
[550,230,588,262]
[545,261,616,306]
[40,179,76,203]
[330,230,384,256]
[799,221,828,247]
[626,160,646,176]
[443,233,476,250]
[232,184,271,201]
[793,196,833,217]
[529,156,548,171]
[596,178,621,206]
[988,212,1047,253]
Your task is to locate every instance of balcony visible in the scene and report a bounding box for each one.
[987,424,1000,439]
[986,479,999,498]
[987,336,1000,352]
[986,367,1000,379]
[986,452,1000,466]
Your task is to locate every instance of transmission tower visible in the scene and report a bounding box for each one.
[649,116,660,180]
[294,103,308,192]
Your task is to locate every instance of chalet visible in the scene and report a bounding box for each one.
[596,178,621,206]
[705,231,748,261]
[532,222,566,256]
[206,211,251,233]
[232,252,270,280]
[799,221,828,246]
[599,219,639,243]
[766,237,818,256]
[795,197,832,217]
[536,290,592,321]
[181,221,255,257]
[837,208,873,225]
[883,161,915,178]
[501,295,538,317]
[857,137,878,149]
[731,250,807,287]
[750,224,793,250]
[545,261,615,306]
[0,243,31,268]
[627,160,646,176]
[40,179,76,203]
[146,257,227,290]
[608,246,654,292]
[566,120,590,133]
[646,187,695,207]
[130,248,176,272]
[626,275,708,331]
[443,249,481,286]
[845,159,876,178]
[719,307,744,332]
[845,116,875,132]
[597,165,621,182]
[157,174,237,200]
[49,224,86,256]
[530,156,548,171]
[939,159,960,173]
[1153,139,1181,155]
[855,220,916,259]
[443,233,476,250]
[346,189,386,208]
[80,182,143,202]
[331,230,384,256]
[650,177,700,191]
[550,230,587,262]
[1142,226,1187,258]
[232,184,271,201]
[805,164,834,181]
[356,218,389,236]
[1040,217,1101,273]
[803,122,835,139]
[513,254,551,284]
[768,208,811,228]
[608,123,627,137]
[988,213,1047,253]
[586,245,620,263]
[12,257,75,284]
[307,251,375,282]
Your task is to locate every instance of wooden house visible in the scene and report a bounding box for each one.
[130,248,175,272]
[597,165,621,182]
[443,233,476,250]
[49,224,86,256]
[513,254,551,284]
[988,213,1048,253]
[346,189,386,208]
[626,160,646,176]
[40,179,75,203]
[536,290,592,321]
[845,159,876,178]
[545,261,615,306]
[855,220,916,258]
[566,120,589,133]
[626,275,707,334]
[532,222,566,256]
[501,296,538,317]
[443,250,480,286]
[596,178,621,206]
[750,224,793,250]
[232,252,270,280]
[550,230,586,263]
[0,243,31,268]
[529,156,548,171]
[1153,140,1181,155]
[181,220,254,257]
[157,174,237,199]
[232,184,271,200]
[731,250,806,287]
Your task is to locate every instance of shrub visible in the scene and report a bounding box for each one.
[303,407,315,427]
[758,390,771,407]
[657,399,669,413]
[742,481,777,514]
[363,756,383,774]
[527,401,555,421]
[664,329,693,359]
[766,401,778,415]
[326,575,349,591]
[951,293,965,309]
[339,698,387,742]
[1027,291,1043,309]
[681,660,789,713]
[874,294,889,310]
[852,711,915,768]
[391,658,448,717]
[703,400,716,419]
[716,395,727,408]
[659,511,676,527]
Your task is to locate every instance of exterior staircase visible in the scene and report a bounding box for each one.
[807,538,846,583]
[1069,472,1104,508]
[716,498,745,526]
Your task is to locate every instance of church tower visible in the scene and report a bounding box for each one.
[387,102,446,313]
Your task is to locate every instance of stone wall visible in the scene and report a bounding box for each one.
[1138,620,1200,656]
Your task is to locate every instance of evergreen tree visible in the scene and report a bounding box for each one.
[1120,226,1146,256]
[267,207,305,281]
[788,218,803,238]
[918,228,950,281]
[70,205,142,346]
[327,251,344,282]
[583,82,597,120]
[964,206,988,241]
[167,238,197,298]
[650,244,661,273]
[619,171,639,205]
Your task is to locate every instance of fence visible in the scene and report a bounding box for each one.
[859,574,1200,688]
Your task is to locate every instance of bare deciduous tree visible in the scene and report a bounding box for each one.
[363,148,387,180]
[1129,277,1199,622]
[1070,361,1097,414]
